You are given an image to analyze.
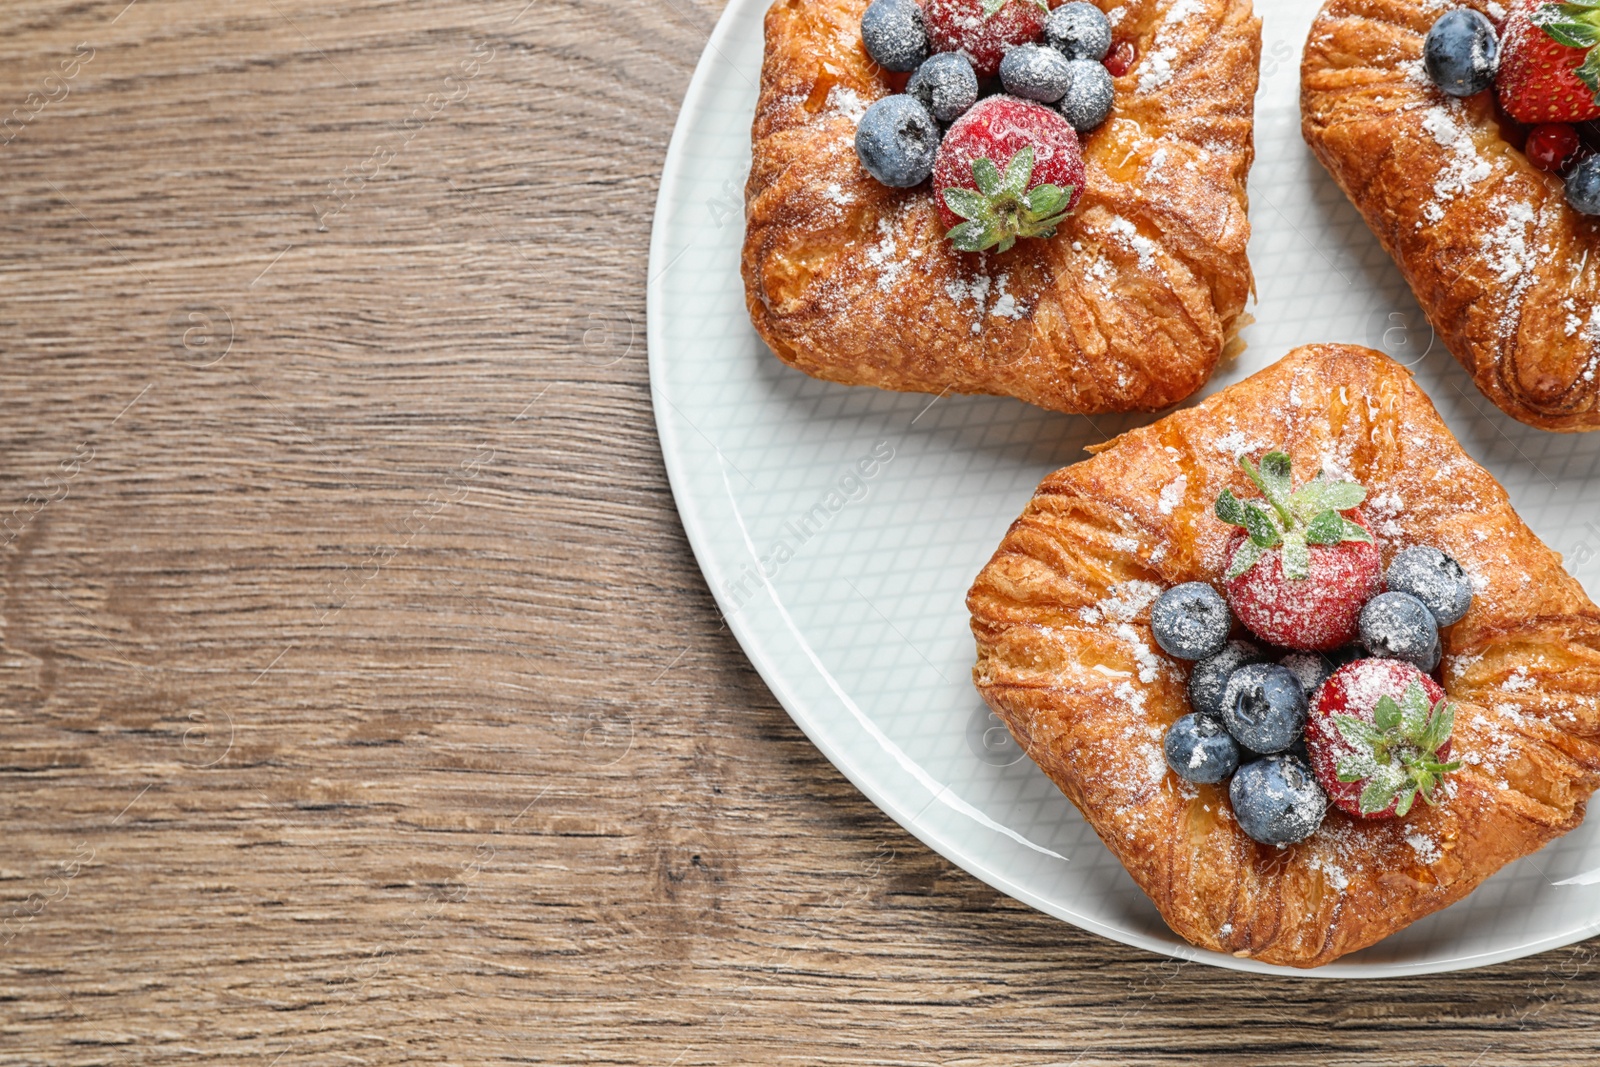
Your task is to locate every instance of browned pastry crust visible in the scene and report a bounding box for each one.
[967,344,1600,967]
[742,0,1260,414]
[1302,0,1600,432]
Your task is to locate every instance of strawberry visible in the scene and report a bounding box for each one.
[1213,451,1382,651]
[924,0,1049,78]
[1497,0,1600,124]
[1305,659,1461,819]
[933,95,1084,251]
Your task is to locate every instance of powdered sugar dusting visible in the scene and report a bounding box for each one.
[1157,474,1187,515]
[1420,104,1491,225]
[1137,0,1203,92]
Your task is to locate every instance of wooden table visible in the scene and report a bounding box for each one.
[3,0,1599,1062]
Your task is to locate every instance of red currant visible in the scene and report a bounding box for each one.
[1104,40,1136,77]
[1526,122,1581,174]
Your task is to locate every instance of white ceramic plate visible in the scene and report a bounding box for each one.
[647,0,1600,976]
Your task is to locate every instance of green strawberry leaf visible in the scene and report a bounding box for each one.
[1577,45,1600,99]
[1399,681,1433,738]
[1421,699,1456,755]
[1541,19,1600,46]
[1240,502,1282,547]
[1374,694,1403,733]
[1333,714,1385,750]
[1027,184,1070,217]
[1394,785,1420,818]
[1224,539,1264,580]
[1360,774,1400,815]
[993,233,1018,253]
[982,0,1006,16]
[1303,509,1348,545]
[972,157,1004,198]
[947,220,995,252]
[1002,146,1035,198]
[1215,489,1247,526]
[1256,451,1294,506]
[1291,475,1366,517]
[1281,532,1311,580]
[941,188,988,221]
[1338,517,1375,544]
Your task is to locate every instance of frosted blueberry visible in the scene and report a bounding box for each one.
[1279,651,1336,699]
[1188,639,1265,720]
[1045,1,1113,61]
[1386,546,1473,626]
[1570,156,1600,215]
[907,52,979,122]
[1360,591,1441,671]
[855,95,940,188]
[1000,44,1074,104]
[1150,582,1231,661]
[1422,9,1498,98]
[1220,663,1308,755]
[1230,755,1327,845]
[1057,58,1115,133]
[1164,713,1240,785]
[861,0,929,72]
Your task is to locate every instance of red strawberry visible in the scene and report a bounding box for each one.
[1497,0,1600,124]
[924,0,1049,78]
[1213,451,1382,651]
[933,95,1084,251]
[1305,659,1460,820]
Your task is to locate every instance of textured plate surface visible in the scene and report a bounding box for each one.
[648,0,1600,976]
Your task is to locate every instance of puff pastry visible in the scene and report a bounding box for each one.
[1302,0,1600,432]
[742,0,1261,414]
[967,344,1600,967]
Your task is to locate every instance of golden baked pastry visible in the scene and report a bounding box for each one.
[967,344,1600,967]
[1302,0,1600,432]
[742,0,1261,414]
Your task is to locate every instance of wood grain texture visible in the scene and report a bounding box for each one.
[1,0,1599,1063]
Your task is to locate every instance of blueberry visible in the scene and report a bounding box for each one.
[861,0,929,72]
[1045,1,1113,61]
[1423,9,1498,98]
[1386,545,1473,626]
[1229,755,1327,845]
[1163,713,1240,785]
[1220,663,1308,755]
[907,52,979,123]
[1057,58,1115,133]
[1000,44,1074,104]
[1359,591,1441,671]
[1150,582,1231,661]
[1187,640,1266,719]
[1279,651,1335,699]
[1570,155,1600,215]
[855,95,940,188]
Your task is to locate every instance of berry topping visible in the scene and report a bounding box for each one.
[1220,663,1309,755]
[1279,651,1337,699]
[1229,755,1327,845]
[1568,152,1600,211]
[924,0,1050,78]
[1046,1,1113,60]
[1056,58,1115,132]
[1214,451,1383,651]
[1423,9,1500,98]
[861,0,931,72]
[1000,43,1075,103]
[1163,712,1241,785]
[1306,660,1460,819]
[1359,591,1442,672]
[1187,639,1266,719]
[1385,545,1474,626]
[1526,121,1584,171]
[1150,582,1231,661]
[855,95,941,188]
[908,52,980,122]
[1497,0,1600,124]
[934,95,1084,250]
[1103,39,1136,77]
